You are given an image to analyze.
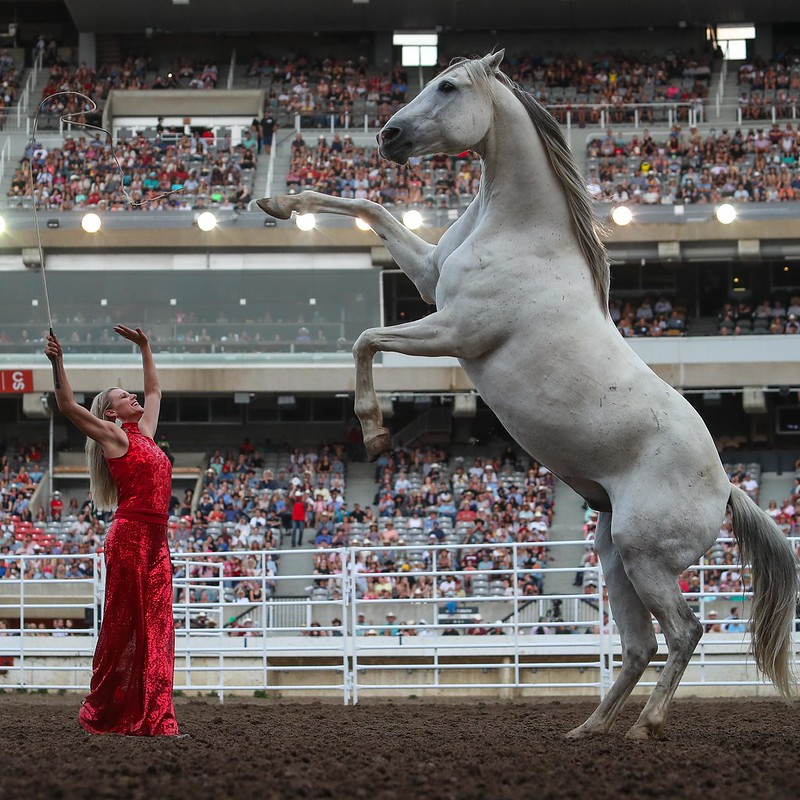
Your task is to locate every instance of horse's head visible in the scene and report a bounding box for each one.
[377,50,505,164]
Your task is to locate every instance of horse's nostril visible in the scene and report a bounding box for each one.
[379,127,401,145]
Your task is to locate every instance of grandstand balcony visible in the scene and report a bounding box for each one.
[0,35,798,414]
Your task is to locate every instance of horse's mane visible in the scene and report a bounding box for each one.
[442,58,610,313]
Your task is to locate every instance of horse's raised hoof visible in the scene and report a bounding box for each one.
[256,197,292,220]
[364,428,391,461]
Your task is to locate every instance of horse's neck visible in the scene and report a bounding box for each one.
[477,88,572,229]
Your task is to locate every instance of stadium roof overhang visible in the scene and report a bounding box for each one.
[63,0,800,35]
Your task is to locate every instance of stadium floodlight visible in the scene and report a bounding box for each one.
[716,24,755,60]
[355,217,372,231]
[611,206,633,226]
[295,213,316,231]
[403,210,423,230]
[81,213,102,233]
[716,24,756,40]
[394,32,438,87]
[715,204,737,225]
[197,211,217,232]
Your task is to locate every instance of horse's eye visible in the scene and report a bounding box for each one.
[439,80,456,93]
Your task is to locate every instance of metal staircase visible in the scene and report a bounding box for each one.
[390,407,452,450]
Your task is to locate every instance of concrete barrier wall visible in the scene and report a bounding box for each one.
[0,636,782,699]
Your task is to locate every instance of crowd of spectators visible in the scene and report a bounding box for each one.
[250,54,408,128]
[609,295,688,337]
[496,51,711,125]
[306,446,555,624]
[285,132,480,210]
[0,438,352,632]
[38,57,222,112]
[737,54,800,120]
[15,49,800,217]
[9,125,255,211]
[0,439,101,593]
[717,297,800,335]
[586,122,800,205]
[0,440,47,523]
[30,47,715,139]
[161,441,350,614]
[0,50,21,130]
[1,308,346,354]
[4,431,799,637]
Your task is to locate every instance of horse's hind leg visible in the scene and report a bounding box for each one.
[621,557,703,740]
[566,512,657,739]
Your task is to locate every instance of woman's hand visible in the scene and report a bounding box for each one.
[44,332,63,362]
[114,325,149,348]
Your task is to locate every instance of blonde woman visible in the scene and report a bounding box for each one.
[44,326,180,737]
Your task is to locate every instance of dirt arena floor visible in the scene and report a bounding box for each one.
[1,694,798,800]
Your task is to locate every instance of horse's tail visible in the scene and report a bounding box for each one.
[728,484,798,697]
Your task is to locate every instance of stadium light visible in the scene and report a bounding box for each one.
[295,213,316,231]
[403,210,423,230]
[394,32,438,88]
[611,206,633,226]
[393,32,438,67]
[355,217,372,231]
[716,204,737,225]
[81,213,102,233]
[716,24,755,60]
[197,211,217,232]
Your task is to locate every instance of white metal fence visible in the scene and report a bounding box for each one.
[0,540,797,702]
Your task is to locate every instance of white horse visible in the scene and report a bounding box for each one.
[258,51,798,738]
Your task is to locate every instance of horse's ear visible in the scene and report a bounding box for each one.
[484,50,505,73]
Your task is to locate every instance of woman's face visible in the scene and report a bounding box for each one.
[104,388,144,423]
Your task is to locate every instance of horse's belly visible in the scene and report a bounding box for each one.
[459,350,724,509]
[458,356,597,473]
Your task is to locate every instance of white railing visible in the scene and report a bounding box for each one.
[265,131,276,199]
[288,98,800,136]
[715,58,729,118]
[737,104,799,126]
[290,102,706,138]
[16,49,43,128]
[0,540,796,702]
[0,136,11,184]
[227,48,236,91]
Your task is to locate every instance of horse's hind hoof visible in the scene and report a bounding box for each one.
[625,723,663,741]
[364,428,391,461]
[256,197,292,220]
[565,723,605,740]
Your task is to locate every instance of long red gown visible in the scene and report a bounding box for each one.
[78,422,179,736]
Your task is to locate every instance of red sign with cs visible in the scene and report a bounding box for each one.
[0,369,34,393]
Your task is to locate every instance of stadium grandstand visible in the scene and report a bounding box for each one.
[1,0,800,712]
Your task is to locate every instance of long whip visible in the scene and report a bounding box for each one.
[27,90,184,386]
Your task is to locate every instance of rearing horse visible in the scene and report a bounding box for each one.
[258,51,798,738]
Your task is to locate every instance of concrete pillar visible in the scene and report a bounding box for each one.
[78,32,96,70]
[374,32,394,74]
[752,25,773,61]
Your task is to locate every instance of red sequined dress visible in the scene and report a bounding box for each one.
[78,422,178,736]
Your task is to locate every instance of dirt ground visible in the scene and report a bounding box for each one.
[0,694,798,800]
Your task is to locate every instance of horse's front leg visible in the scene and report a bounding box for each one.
[352,313,467,460]
[257,192,438,303]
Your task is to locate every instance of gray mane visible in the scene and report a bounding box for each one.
[442,58,610,313]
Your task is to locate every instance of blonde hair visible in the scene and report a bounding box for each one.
[85,388,119,510]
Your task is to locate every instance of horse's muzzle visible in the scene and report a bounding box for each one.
[377,126,412,165]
